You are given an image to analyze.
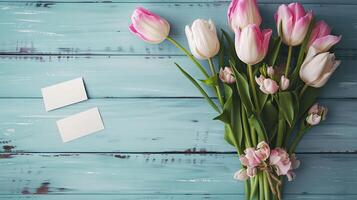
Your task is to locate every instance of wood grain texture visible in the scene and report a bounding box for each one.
[0,55,354,98]
[1,98,356,153]
[0,2,354,55]
[1,195,356,200]
[0,153,356,195]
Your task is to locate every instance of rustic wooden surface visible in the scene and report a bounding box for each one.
[0,0,356,199]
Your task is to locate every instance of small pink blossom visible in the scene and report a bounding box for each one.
[234,169,249,181]
[306,103,328,125]
[219,67,236,84]
[256,141,270,161]
[242,148,262,167]
[280,75,290,91]
[269,148,292,176]
[255,75,279,94]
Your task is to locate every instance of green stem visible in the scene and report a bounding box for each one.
[241,104,253,148]
[289,126,309,154]
[250,176,259,200]
[208,58,224,106]
[276,116,285,147]
[270,37,282,67]
[259,173,265,200]
[285,46,293,78]
[299,84,309,98]
[166,36,209,78]
[251,127,257,147]
[245,180,250,200]
[263,172,270,200]
[247,64,260,112]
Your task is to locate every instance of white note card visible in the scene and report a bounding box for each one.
[41,77,88,111]
[56,107,104,142]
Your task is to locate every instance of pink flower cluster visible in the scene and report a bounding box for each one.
[234,141,300,181]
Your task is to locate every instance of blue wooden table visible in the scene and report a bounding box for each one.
[0,0,356,199]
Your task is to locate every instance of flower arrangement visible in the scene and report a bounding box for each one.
[129,0,341,199]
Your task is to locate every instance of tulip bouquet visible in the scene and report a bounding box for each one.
[129,0,341,199]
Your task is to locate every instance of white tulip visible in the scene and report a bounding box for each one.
[299,49,341,88]
[185,19,220,60]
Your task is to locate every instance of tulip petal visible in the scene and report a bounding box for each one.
[312,35,341,52]
[185,25,206,60]
[290,11,312,46]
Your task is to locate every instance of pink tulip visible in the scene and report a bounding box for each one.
[234,169,249,181]
[227,0,262,31]
[270,148,292,176]
[256,141,270,161]
[300,51,340,88]
[235,24,272,65]
[255,75,279,94]
[307,21,341,53]
[280,75,290,91]
[240,148,262,167]
[219,67,236,84]
[275,2,313,46]
[129,7,170,44]
[306,103,328,125]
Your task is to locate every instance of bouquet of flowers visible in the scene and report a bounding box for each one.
[129,0,341,199]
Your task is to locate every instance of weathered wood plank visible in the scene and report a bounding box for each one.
[0,194,356,200]
[0,55,354,98]
[1,0,356,4]
[1,99,356,153]
[0,153,356,195]
[0,2,354,55]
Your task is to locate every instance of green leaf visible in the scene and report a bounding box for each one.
[214,86,243,148]
[200,75,218,87]
[224,124,235,146]
[275,91,299,127]
[175,63,220,113]
[231,67,254,116]
[261,99,278,137]
[258,92,268,111]
[298,87,319,117]
[248,114,268,142]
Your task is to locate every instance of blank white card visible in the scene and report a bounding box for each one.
[56,107,104,142]
[41,77,88,111]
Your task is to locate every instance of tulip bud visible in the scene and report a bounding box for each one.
[235,24,272,65]
[129,7,170,44]
[185,19,220,60]
[307,21,341,53]
[299,50,341,88]
[227,0,262,31]
[275,2,313,46]
[255,75,279,94]
[306,103,328,126]
[234,169,249,181]
[219,67,236,84]
[280,75,290,91]
[267,66,275,77]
